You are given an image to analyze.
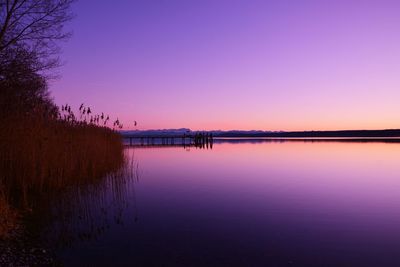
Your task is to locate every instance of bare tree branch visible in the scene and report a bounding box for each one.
[0,0,74,73]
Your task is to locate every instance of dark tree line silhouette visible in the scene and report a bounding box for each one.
[0,1,128,241]
[0,0,127,128]
[0,0,74,73]
[0,0,74,116]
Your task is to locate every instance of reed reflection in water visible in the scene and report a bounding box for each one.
[29,151,139,249]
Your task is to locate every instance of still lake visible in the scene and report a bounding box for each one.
[39,139,400,266]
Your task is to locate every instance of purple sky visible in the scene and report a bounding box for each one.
[52,0,400,131]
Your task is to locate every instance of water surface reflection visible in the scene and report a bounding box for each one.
[41,140,400,266]
[30,155,138,249]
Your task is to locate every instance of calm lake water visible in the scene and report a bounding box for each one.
[39,139,400,266]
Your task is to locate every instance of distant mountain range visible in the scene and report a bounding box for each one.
[120,129,400,138]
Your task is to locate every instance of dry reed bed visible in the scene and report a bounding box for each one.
[0,110,124,238]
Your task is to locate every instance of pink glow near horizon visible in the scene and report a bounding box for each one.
[52,1,400,131]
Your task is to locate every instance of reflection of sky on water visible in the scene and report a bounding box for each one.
[41,141,400,266]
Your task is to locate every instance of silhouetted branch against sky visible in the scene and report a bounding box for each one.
[0,0,74,73]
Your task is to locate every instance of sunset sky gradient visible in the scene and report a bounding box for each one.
[52,0,400,131]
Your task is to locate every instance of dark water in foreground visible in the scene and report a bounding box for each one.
[40,139,400,266]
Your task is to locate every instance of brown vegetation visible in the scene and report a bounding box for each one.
[1,110,123,195]
[0,54,125,239]
[0,0,128,240]
[0,103,125,238]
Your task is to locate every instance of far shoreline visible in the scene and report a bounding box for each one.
[121,129,400,138]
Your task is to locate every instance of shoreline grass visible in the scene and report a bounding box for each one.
[0,105,125,238]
